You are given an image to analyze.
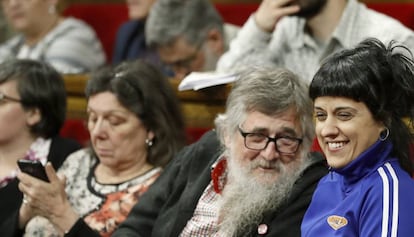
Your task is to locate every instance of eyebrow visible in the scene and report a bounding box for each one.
[86,107,130,116]
[246,126,299,137]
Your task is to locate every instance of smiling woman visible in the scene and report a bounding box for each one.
[301,38,414,237]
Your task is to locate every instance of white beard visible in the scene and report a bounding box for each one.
[216,154,311,236]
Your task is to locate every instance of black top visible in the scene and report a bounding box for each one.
[0,136,81,237]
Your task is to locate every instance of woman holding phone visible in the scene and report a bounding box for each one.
[0,59,81,236]
[17,60,186,236]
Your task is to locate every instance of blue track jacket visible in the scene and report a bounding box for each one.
[301,140,414,237]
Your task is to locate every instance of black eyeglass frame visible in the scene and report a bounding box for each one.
[238,126,303,154]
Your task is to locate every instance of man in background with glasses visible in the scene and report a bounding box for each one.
[104,66,328,237]
[145,0,239,80]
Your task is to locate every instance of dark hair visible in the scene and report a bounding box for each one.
[85,60,186,167]
[309,38,414,174]
[0,59,66,138]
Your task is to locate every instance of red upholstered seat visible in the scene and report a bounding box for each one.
[60,119,90,146]
[63,4,129,61]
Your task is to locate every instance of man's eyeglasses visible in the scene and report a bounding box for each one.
[238,126,302,154]
[0,92,21,103]
[166,43,203,72]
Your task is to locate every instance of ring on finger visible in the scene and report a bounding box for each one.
[23,195,30,204]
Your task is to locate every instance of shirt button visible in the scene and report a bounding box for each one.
[258,223,268,235]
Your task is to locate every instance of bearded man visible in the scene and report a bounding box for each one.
[63,66,327,236]
[72,66,323,237]
[217,0,414,84]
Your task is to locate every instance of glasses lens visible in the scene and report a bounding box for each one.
[276,137,299,153]
[245,133,267,150]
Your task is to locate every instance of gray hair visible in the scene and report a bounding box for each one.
[215,66,314,154]
[146,0,224,48]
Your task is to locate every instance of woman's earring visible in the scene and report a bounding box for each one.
[145,139,153,147]
[379,127,390,141]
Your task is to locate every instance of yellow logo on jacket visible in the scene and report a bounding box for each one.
[327,215,348,230]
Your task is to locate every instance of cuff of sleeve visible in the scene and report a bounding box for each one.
[63,218,85,237]
[242,15,273,42]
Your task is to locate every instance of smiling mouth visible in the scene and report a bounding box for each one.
[327,141,347,150]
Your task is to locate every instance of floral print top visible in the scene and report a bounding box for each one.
[24,148,162,237]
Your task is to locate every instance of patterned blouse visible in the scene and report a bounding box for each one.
[24,148,162,237]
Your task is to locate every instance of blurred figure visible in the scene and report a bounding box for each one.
[0,0,105,73]
[217,0,414,83]
[0,59,82,236]
[0,9,14,43]
[302,38,414,236]
[17,60,186,236]
[146,0,239,79]
[112,0,161,68]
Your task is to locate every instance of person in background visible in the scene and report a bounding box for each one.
[217,0,414,83]
[105,67,328,236]
[0,0,105,73]
[112,0,160,66]
[17,60,187,236]
[145,0,239,79]
[0,9,14,43]
[301,38,414,236]
[0,59,82,236]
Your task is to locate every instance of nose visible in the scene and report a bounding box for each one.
[89,118,108,139]
[317,119,339,138]
[260,141,280,161]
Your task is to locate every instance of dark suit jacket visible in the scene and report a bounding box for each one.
[0,136,82,237]
[112,20,157,65]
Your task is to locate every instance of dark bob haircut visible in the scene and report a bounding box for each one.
[309,38,414,174]
[0,59,67,138]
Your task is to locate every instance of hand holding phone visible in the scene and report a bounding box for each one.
[17,159,49,182]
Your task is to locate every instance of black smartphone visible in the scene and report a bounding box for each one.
[17,159,49,182]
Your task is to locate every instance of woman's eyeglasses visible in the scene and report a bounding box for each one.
[0,92,21,103]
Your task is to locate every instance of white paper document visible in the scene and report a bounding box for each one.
[178,71,237,91]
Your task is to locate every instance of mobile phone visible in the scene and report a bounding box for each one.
[17,159,49,182]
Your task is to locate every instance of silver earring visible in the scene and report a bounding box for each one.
[48,5,56,15]
[145,139,153,147]
[379,127,390,141]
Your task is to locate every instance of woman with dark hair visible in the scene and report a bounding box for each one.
[301,38,414,236]
[0,59,82,236]
[17,60,186,236]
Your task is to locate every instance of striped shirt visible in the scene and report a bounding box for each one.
[180,157,228,237]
